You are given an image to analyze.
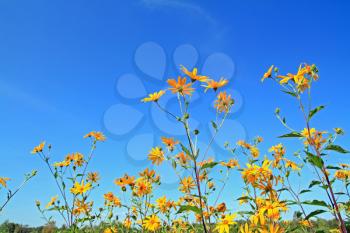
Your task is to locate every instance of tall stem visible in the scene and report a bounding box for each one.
[298,96,347,233]
[183,120,209,233]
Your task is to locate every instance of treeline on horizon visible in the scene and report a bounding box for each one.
[0,216,344,233]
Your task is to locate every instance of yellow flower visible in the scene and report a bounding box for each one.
[301,128,327,150]
[114,174,135,189]
[104,227,118,233]
[250,146,260,158]
[103,192,114,201]
[84,131,106,141]
[112,197,121,207]
[180,65,208,82]
[261,65,274,82]
[141,90,166,102]
[299,220,313,228]
[214,91,234,113]
[340,163,350,168]
[148,147,165,165]
[215,214,237,233]
[216,202,227,213]
[72,199,93,216]
[87,172,100,183]
[179,176,196,193]
[203,78,228,92]
[285,159,300,171]
[172,219,188,231]
[241,160,272,187]
[0,177,10,188]
[70,181,92,195]
[221,159,239,169]
[104,192,122,207]
[237,140,251,149]
[167,76,194,96]
[335,170,350,180]
[258,199,288,221]
[239,223,253,233]
[143,214,161,232]
[259,223,284,233]
[124,217,132,229]
[31,141,45,154]
[269,143,285,156]
[269,144,286,167]
[134,178,152,197]
[73,152,84,166]
[139,168,159,182]
[277,64,316,92]
[301,128,316,138]
[161,137,179,151]
[156,196,168,213]
[175,152,190,166]
[277,73,294,84]
[45,195,58,209]
[208,181,215,189]
[53,160,71,168]
[250,212,266,226]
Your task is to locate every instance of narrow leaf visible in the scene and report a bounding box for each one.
[305,209,327,220]
[200,162,219,170]
[177,205,201,214]
[278,132,303,138]
[306,151,324,169]
[325,144,349,154]
[308,105,325,120]
[299,189,311,195]
[303,200,329,208]
[180,143,194,159]
[282,90,297,97]
[309,180,321,188]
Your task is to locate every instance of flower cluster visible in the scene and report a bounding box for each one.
[31,131,105,229]
[7,63,347,233]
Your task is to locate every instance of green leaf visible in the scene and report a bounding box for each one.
[195,148,200,160]
[306,151,324,169]
[236,210,254,216]
[324,144,349,154]
[302,200,329,208]
[278,132,303,138]
[299,189,311,195]
[309,180,321,188]
[177,205,201,214]
[171,159,177,169]
[277,187,288,192]
[305,209,327,220]
[326,165,341,170]
[282,90,297,97]
[180,143,194,159]
[308,105,325,120]
[286,200,297,206]
[200,162,219,170]
[211,121,218,132]
[295,211,303,218]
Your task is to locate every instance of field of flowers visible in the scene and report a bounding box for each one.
[1,64,350,233]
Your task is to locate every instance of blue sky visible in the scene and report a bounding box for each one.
[1,0,350,226]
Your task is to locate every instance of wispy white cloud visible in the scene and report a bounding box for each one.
[140,0,217,26]
[0,79,76,120]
